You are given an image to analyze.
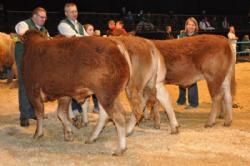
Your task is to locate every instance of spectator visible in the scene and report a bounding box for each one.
[83,23,94,36]
[124,10,135,31]
[165,25,174,39]
[15,7,49,127]
[177,17,199,109]
[57,3,84,117]
[135,16,155,32]
[120,6,126,20]
[199,17,215,31]
[211,16,219,29]
[228,26,238,62]
[137,9,144,22]
[105,19,115,36]
[222,16,230,30]
[57,3,84,37]
[111,20,128,36]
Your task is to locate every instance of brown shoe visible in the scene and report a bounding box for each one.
[184,105,198,109]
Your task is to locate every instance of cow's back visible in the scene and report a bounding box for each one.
[23,36,130,105]
[154,35,233,86]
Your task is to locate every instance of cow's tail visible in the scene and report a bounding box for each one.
[227,40,236,99]
[230,61,236,100]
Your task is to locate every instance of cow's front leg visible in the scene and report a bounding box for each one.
[111,101,127,156]
[85,103,108,144]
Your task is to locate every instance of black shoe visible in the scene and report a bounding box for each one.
[177,102,185,106]
[20,119,29,127]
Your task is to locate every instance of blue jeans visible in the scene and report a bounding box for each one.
[92,94,99,112]
[15,42,36,120]
[177,83,199,107]
[71,95,99,113]
[71,99,83,113]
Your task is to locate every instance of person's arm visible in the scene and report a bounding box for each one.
[199,21,205,30]
[58,22,82,37]
[15,21,29,35]
[228,33,238,40]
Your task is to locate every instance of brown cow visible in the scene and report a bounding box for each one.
[83,36,179,143]
[22,30,130,155]
[153,34,235,127]
[0,32,17,84]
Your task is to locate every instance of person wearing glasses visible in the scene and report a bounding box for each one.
[15,7,49,127]
[15,7,49,36]
[176,17,199,109]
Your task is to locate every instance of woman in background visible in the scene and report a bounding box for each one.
[176,17,199,109]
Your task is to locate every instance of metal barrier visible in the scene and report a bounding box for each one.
[237,41,250,55]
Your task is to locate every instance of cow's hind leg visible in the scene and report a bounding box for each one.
[222,76,233,126]
[31,97,44,139]
[126,88,146,136]
[85,102,109,144]
[205,94,222,127]
[205,81,224,127]
[126,76,157,136]
[126,87,156,136]
[57,97,73,141]
[156,83,179,134]
[151,99,161,129]
[109,100,126,156]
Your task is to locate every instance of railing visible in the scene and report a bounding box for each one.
[2,10,250,38]
[237,41,250,55]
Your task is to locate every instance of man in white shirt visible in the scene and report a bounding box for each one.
[58,3,85,37]
[15,7,49,127]
[57,3,85,120]
[15,7,49,36]
[199,17,215,31]
[228,26,238,62]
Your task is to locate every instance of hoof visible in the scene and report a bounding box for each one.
[218,114,224,119]
[223,121,232,127]
[83,122,88,127]
[170,127,179,134]
[64,132,74,142]
[112,148,127,156]
[126,130,134,137]
[154,124,160,129]
[73,115,83,129]
[85,138,96,144]
[204,123,215,128]
[33,133,43,140]
[43,114,48,119]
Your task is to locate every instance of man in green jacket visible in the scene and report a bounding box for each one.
[15,7,49,127]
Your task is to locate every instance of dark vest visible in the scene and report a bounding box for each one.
[60,18,84,35]
[24,18,48,35]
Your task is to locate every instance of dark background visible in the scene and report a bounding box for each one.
[1,0,250,15]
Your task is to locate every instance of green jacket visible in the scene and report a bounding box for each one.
[24,18,48,36]
[60,18,84,35]
[179,31,198,38]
